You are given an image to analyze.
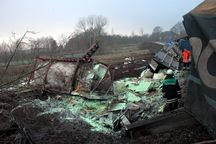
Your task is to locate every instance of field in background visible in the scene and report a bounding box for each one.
[0,64,33,85]
[0,43,158,84]
[93,49,151,64]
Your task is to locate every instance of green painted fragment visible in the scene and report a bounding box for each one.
[113,81,127,94]
[93,64,107,79]
[81,116,110,132]
[36,108,65,117]
[84,100,107,113]
[124,92,141,102]
[110,103,126,111]
[65,95,108,114]
[127,81,152,93]
[163,78,176,85]
[86,72,95,81]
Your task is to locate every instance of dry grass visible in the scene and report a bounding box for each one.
[93,49,152,64]
[0,64,34,84]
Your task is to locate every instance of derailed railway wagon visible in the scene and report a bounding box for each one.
[28,42,112,99]
[183,0,216,137]
[124,0,216,139]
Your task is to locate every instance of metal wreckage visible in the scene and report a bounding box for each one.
[29,42,112,98]
[1,32,211,143]
[2,1,216,143]
[0,40,180,142]
[27,41,167,128]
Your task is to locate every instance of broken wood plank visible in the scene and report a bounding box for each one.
[194,139,216,144]
[124,108,199,138]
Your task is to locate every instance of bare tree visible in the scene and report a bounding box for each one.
[152,26,163,34]
[139,28,144,36]
[170,22,186,37]
[131,31,135,37]
[76,15,108,47]
[0,42,10,64]
[150,26,163,41]
[111,28,115,35]
[29,37,58,56]
[58,34,69,48]
[0,31,36,82]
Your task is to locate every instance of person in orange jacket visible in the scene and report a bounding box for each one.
[182,49,191,70]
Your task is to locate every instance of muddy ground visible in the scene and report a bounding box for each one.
[0,90,212,144]
[0,52,213,144]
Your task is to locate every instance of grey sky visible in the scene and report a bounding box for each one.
[0,0,204,42]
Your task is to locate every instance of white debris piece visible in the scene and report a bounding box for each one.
[153,73,165,80]
[33,62,77,92]
[140,69,153,79]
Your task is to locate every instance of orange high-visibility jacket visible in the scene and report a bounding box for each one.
[182,50,191,63]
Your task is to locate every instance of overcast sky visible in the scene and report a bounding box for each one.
[0,0,204,43]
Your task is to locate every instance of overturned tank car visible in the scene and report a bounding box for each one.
[28,42,113,99]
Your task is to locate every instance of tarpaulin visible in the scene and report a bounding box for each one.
[179,39,192,51]
[183,0,216,137]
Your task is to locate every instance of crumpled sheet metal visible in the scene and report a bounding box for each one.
[32,61,77,93]
[74,62,112,99]
[154,48,180,70]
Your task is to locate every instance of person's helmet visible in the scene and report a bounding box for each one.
[166,69,173,75]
